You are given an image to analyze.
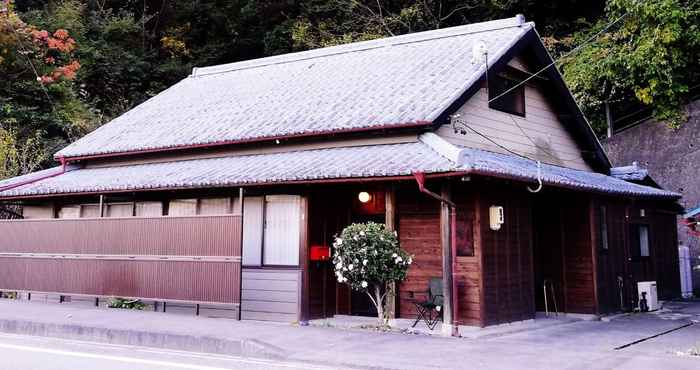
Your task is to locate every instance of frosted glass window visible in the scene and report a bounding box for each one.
[599,206,609,250]
[198,198,232,215]
[168,199,197,216]
[263,195,300,266]
[58,206,80,219]
[106,203,134,217]
[639,225,650,257]
[79,205,101,218]
[135,202,163,217]
[242,197,264,266]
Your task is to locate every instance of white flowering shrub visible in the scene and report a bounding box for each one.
[333,222,412,324]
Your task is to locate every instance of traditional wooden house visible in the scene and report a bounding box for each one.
[0,16,682,330]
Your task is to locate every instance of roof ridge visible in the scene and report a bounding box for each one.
[192,17,531,77]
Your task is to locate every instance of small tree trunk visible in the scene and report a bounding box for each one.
[374,284,385,325]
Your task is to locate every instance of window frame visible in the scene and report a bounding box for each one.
[242,195,302,268]
[488,73,526,117]
[599,206,609,252]
[629,223,651,260]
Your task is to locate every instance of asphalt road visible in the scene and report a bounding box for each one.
[0,333,343,370]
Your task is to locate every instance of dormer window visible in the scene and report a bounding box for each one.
[488,74,525,117]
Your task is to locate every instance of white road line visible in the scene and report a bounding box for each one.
[0,341,322,370]
[0,342,235,370]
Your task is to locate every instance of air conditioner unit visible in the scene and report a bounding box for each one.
[637,281,659,311]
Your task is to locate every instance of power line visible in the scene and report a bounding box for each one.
[451,115,530,160]
[507,114,584,162]
[488,11,630,105]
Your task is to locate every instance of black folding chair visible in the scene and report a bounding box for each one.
[411,277,444,330]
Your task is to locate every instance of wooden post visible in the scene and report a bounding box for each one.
[588,197,601,315]
[299,194,310,323]
[237,188,244,320]
[385,186,396,321]
[440,182,455,333]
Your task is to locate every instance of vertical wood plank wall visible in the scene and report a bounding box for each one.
[396,184,483,326]
[560,198,596,313]
[595,199,681,313]
[651,210,681,299]
[479,185,535,326]
[396,188,442,319]
[453,190,482,326]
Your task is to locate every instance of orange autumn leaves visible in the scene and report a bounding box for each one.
[28,28,80,84]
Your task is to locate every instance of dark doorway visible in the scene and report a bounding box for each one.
[307,186,386,319]
[532,199,566,313]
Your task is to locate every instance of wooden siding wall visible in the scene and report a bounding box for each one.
[532,193,597,315]
[560,198,596,313]
[595,199,681,313]
[479,185,535,325]
[453,188,481,326]
[436,56,592,171]
[396,188,442,319]
[650,210,681,299]
[0,215,242,305]
[241,268,301,322]
[593,201,628,313]
[395,184,483,326]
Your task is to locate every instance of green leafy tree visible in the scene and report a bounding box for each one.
[0,0,91,178]
[332,222,412,325]
[560,0,700,133]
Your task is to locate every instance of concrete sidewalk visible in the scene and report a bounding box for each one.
[0,299,698,369]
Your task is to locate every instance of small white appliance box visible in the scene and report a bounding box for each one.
[637,281,659,311]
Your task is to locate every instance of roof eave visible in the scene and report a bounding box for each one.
[54,121,433,162]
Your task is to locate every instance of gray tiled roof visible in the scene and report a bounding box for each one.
[457,147,679,199]
[0,137,678,199]
[1,142,453,197]
[0,166,63,189]
[610,163,649,181]
[55,17,532,159]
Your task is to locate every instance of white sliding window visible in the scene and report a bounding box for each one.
[242,196,264,266]
[263,195,301,266]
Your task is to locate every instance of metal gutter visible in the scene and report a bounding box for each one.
[0,157,68,193]
[413,171,459,336]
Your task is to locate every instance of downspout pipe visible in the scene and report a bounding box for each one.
[0,156,68,193]
[413,172,459,336]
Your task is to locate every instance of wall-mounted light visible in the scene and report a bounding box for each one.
[358,191,372,203]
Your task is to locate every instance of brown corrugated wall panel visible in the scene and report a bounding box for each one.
[0,215,242,305]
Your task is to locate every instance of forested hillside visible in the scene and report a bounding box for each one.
[1,0,698,179]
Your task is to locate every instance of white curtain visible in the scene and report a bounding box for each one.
[263,195,300,266]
